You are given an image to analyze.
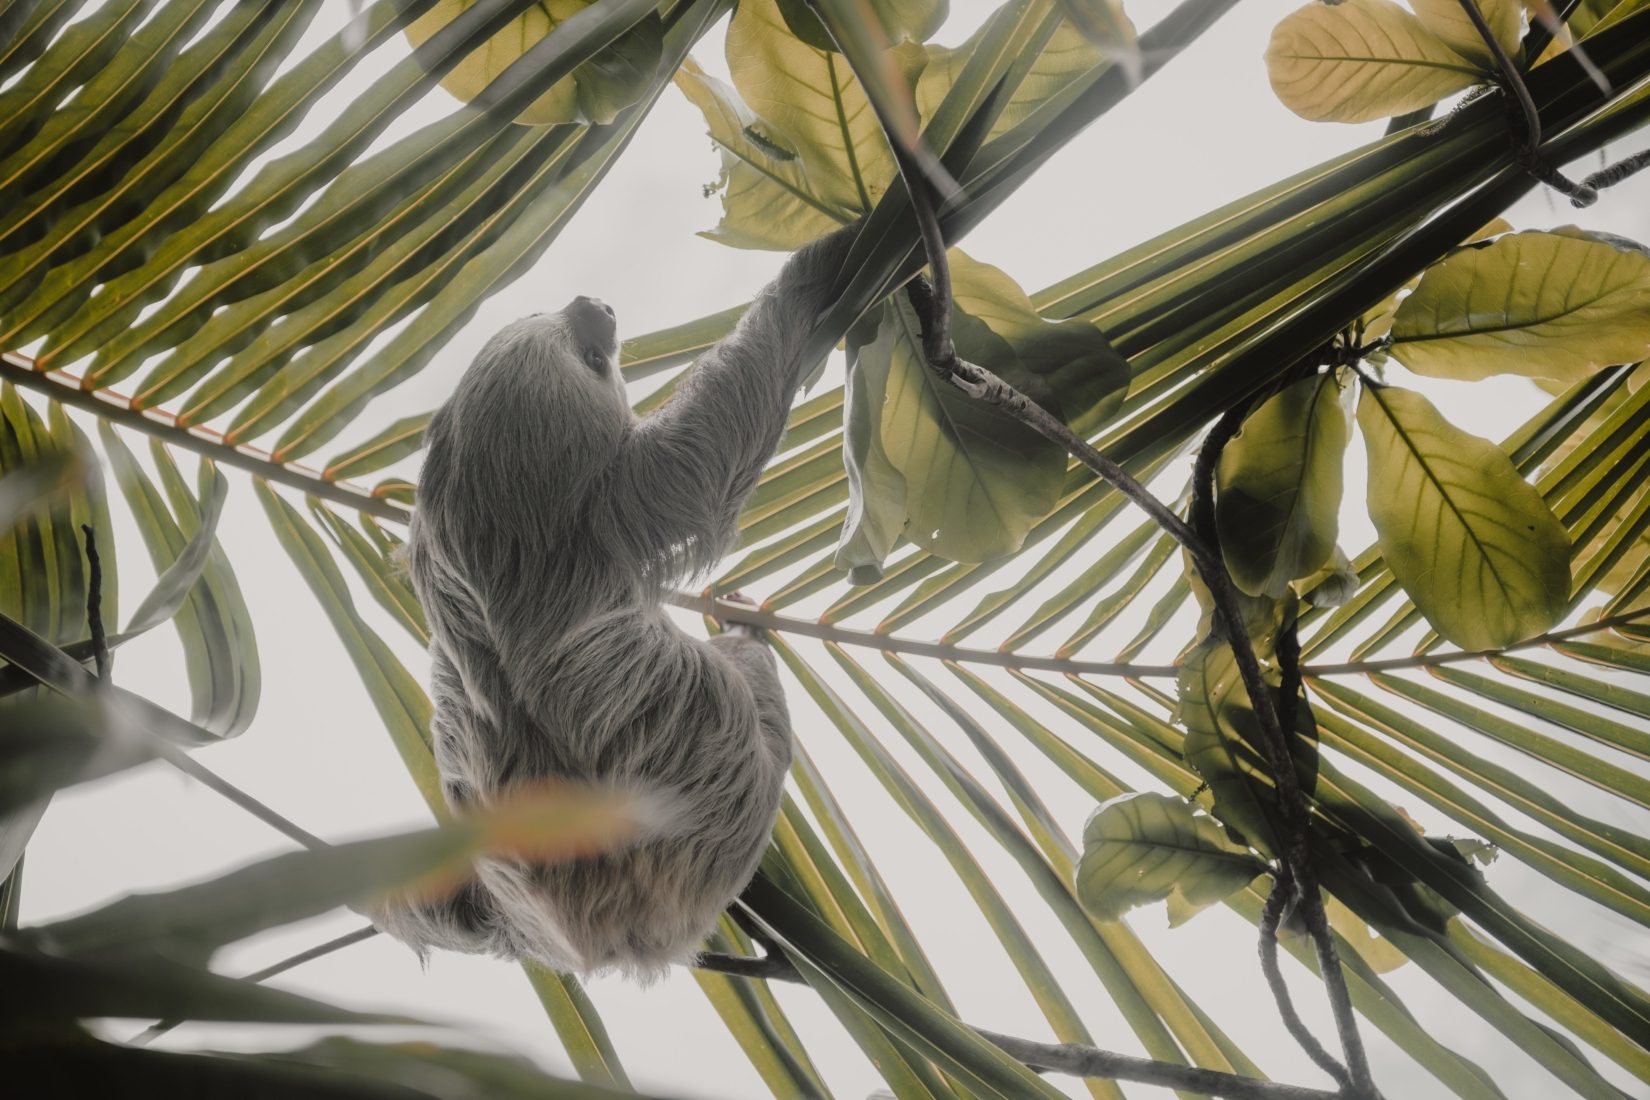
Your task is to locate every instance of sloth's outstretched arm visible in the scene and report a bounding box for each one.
[607,228,854,572]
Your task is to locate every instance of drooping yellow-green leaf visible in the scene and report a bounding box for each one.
[1265,0,1488,123]
[1075,791,1263,922]
[725,0,919,217]
[1390,228,1650,383]
[1216,371,1352,598]
[1358,385,1571,650]
[406,0,663,125]
[674,58,852,251]
[1409,0,1522,64]
[836,252,1127,573]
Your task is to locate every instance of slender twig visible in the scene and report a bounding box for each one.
[1455,0,1596,204]
[1191,406,1376,1097]
[1257,870,1352,1090]
[131,924,382,1045]
[849,47,1383,1082]
[81,525,110,682]
[153,742,330,853]
[1580,147,1650,194]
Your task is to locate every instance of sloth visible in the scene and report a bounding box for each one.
[375,227,852,980]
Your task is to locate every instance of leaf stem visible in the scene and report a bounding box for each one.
[0,353,410,524]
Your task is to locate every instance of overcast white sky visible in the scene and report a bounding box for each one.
[17,1,1650,1097]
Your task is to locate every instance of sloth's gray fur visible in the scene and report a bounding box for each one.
[375,228,852,980]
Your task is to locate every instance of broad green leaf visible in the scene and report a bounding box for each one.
[1177,640,1318,856]
[949,252,1127,435]
[1390,228,1650,384]
[834,312,910,582]
[674,58,851,251]
[1266,0,1488,123]
[725,0,916,217]
[864,293,1064,564]
[1409,0,1522,63]
[1075,792,1263,922]
[838,251,1128,573]
[406,1,664,125]
[1216,371,1352,598]
[1358,385,1571,650]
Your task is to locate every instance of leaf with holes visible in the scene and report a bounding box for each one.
[1390,228,1650,384]
[674,58,851,251]
[1217,372,1352,598]
[1265,0,1490,123]
[1075,792,1263,922]
[1358,385,1571,650]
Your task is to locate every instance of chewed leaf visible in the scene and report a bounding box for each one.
[1391,227,1650,384]
[1217,372,1352,598]
[1265,0,1487,123]
[1358,385,1571,650]
[1076,792,1263,922]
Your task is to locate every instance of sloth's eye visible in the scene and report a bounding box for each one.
[584,348,608,374]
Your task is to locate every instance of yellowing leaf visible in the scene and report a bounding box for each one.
[726,0,917,216]
[1265,0,1488,123]
[1075,792,1263,922]
[1390,228,1650,384]
[1409,0,1522,63]
[1358,385,1571,650]
[406,0,661,125]
[674,59,851,251]
[1217,372,1353,598]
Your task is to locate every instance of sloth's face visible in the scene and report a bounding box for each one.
[521,296,628,419]
[560,295,619,377]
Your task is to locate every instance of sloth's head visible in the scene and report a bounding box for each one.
[473,295,630,427]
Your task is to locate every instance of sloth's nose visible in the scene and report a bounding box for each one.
[566,295,617,348]
[576,295,615,319]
